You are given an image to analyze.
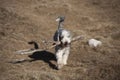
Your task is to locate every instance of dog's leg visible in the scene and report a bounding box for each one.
[56,49,65,69]
[63,47,70,65]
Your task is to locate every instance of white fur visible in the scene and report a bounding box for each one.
[60,29,71,43]
[55,29,71,69]
[56,18,60,22]
[88,39,102,48]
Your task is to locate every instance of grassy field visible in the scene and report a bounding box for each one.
[0,0,120,80]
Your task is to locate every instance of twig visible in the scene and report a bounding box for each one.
[15,49,42,54]
[15,35,84,54]
[72,35,84,42]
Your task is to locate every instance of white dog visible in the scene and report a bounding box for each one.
[54,16,72,69]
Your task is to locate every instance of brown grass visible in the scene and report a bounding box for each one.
[0,0,120,80]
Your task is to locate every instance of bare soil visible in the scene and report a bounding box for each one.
[0,0,120,80]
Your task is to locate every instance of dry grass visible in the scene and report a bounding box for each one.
[0,0,120,80]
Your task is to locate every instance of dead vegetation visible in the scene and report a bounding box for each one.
[0,0,120,80]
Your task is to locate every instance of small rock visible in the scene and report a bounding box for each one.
[88,39,102,48]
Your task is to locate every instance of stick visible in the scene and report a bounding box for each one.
[15,35,84,54]
[15,41,60,54]
[72,35,84,42]
[15,49,43,54]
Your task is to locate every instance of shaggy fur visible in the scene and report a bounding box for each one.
[54,16,72,69]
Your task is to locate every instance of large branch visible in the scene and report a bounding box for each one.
[71,35,84,42]
[15,35,84,54]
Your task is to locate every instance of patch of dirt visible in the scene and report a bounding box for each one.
[0,0,120,80]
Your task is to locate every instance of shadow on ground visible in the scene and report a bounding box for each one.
[10,50,57,69]
[10,41,57,69]
[29,50,57,69]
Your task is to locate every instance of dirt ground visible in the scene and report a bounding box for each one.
[0,0,120,80]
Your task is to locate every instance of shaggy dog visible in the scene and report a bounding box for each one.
[54,16,72,69]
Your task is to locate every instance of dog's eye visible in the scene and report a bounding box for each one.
[59,36,64,41]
